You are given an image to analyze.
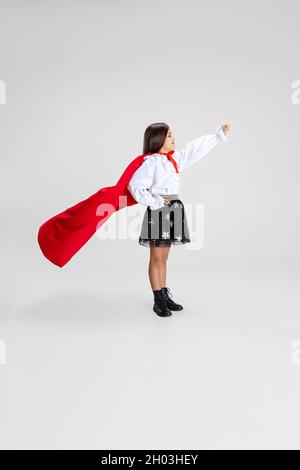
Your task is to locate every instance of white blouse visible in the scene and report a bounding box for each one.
[127,126,227,210]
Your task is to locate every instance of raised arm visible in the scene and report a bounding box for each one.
[127,156,165,210]
[173,126,227,172]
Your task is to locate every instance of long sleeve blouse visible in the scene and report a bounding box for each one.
[127,126,227,210]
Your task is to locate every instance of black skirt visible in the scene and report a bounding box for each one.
[139,194,191,247]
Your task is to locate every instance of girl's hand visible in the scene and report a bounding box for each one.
[162,196,171,205]
[221,123,230,135]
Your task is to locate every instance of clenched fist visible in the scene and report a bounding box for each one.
[221,123,230,135]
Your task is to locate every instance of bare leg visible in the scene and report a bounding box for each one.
[158,245,171,287]
[149,244,171,290]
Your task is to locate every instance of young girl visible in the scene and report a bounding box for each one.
[127,122,230,317]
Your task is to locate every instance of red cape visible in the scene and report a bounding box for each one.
[37,153,148,268]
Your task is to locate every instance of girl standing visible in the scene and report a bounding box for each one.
[127,122,230,317]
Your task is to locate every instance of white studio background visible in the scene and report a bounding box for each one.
[0,0,300,450]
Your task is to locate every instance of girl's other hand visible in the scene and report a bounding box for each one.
[221,123,230,135]
[163,196,171,205]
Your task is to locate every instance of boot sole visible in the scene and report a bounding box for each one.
[153,306,172,317]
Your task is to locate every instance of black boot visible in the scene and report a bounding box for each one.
[153,289,172,317]
[161,287,183,311]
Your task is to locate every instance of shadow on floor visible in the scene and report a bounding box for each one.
[14,289,150,325]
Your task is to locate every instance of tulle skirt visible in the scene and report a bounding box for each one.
[139,194,191,247]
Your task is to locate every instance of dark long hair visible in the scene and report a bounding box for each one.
[143,122,169,154]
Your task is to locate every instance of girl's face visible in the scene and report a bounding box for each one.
[160,128,175,153]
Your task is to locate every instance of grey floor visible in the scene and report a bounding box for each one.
[1,240,300,450]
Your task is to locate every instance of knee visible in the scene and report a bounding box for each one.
[150,256,166,266]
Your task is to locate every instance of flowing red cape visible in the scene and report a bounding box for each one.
[37,153,147,268]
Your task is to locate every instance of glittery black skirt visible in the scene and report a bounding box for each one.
[139,194,191,247]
